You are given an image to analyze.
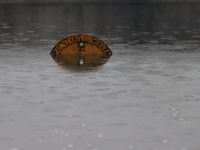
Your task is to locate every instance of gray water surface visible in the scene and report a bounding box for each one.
[1,3,200,150]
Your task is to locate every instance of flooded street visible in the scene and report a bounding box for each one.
[1,3,200,150]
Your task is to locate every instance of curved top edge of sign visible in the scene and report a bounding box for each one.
[50,34,113,56]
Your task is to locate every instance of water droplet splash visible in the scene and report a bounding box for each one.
[68,114,72,118]
[81,124,86,127]
[87,144,91,147]
[97,134,103,138]
[170,108,179,116]
[67,144,73,148]
[162,139,168,143]
[2,119,10,122]
[129,145,134,149]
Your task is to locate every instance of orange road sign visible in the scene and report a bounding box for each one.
[50,34,112,69]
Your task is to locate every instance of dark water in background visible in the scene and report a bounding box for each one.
[1,3,200,45]
[1,3,200,150]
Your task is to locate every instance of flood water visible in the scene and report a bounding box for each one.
[1,2,200,150]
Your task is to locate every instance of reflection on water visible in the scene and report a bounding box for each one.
[51,53,112,71]
[1,2,200,150]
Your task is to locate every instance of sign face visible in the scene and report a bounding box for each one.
[50,34,112,56]
[50,34,112,70]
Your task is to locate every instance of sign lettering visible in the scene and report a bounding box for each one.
[50,34,112,56]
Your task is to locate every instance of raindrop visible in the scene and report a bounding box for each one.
[81,124,86,127]
[178,118,184,121]
[170,108,176,112]
[3,26,11,29]
[54,129,59,133]
[67,144,73,148]
[10,148,18,150]
[2,119,10,122]
[27,31,35,33]
[175,110,179,114]
[178,118,186,123]
[129,145,133,149]
[87,144,91,147]
[162,139,168,143]
[65,134,69,137]
[97,134,103,138]
[172,113,178,116]
[181,148,187,150]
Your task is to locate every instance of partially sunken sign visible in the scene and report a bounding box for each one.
[50,34,112,69]
[50,34,112,56]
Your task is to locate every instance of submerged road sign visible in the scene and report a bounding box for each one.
[50,34,112,69]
